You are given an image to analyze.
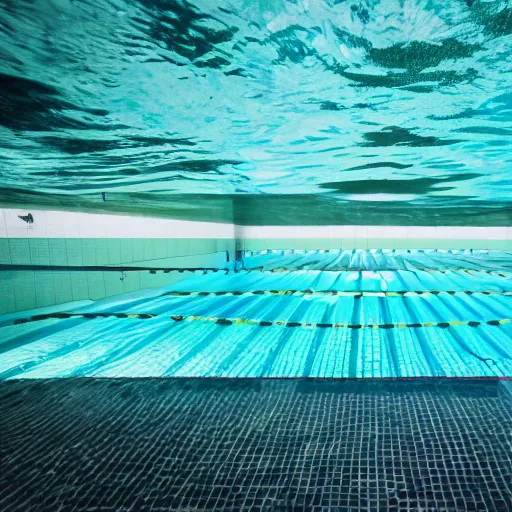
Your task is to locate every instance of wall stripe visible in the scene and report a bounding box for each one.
[239,225,511,241]
[1,209,510,244]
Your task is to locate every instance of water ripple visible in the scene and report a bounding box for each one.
[0,0,511,222]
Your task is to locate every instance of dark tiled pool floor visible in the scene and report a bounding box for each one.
[1,379,511,511]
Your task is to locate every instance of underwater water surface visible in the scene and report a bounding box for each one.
[0,0,511,223]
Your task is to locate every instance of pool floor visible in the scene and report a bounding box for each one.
[1,378,511,511]
[2,252,511,379]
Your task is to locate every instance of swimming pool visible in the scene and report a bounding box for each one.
[1,0,512,508]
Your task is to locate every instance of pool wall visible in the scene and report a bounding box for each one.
[0,209,236,314]
[237,225,512,251]
[1,208,511,315]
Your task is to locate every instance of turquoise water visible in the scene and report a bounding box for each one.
[1,0,512,223]
[1,249,511,379]
[1,3,511,508]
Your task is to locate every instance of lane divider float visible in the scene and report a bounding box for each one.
[163,290,512,297]
[11,312,512,329]
[245,268,511,277]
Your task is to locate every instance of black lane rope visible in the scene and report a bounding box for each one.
[11,312,512,329]
[0,264,221,273]
[1,265,509,277]
[244,268,511,276]
[244,249,500,255]
[162,290,512,297]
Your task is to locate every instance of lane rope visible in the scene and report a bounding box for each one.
[169,316,512,329]
[11,312,512,329]
[244,268,511,276]
[163,290,512,297]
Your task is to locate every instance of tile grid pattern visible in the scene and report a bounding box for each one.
[0,238,234,314]
[1,379,511,512]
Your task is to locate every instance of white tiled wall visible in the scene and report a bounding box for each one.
[2,209,509,245]
[0,208,237,314]
[239,225,511,241]
[0,209,235,239]
[1,207,510,314]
